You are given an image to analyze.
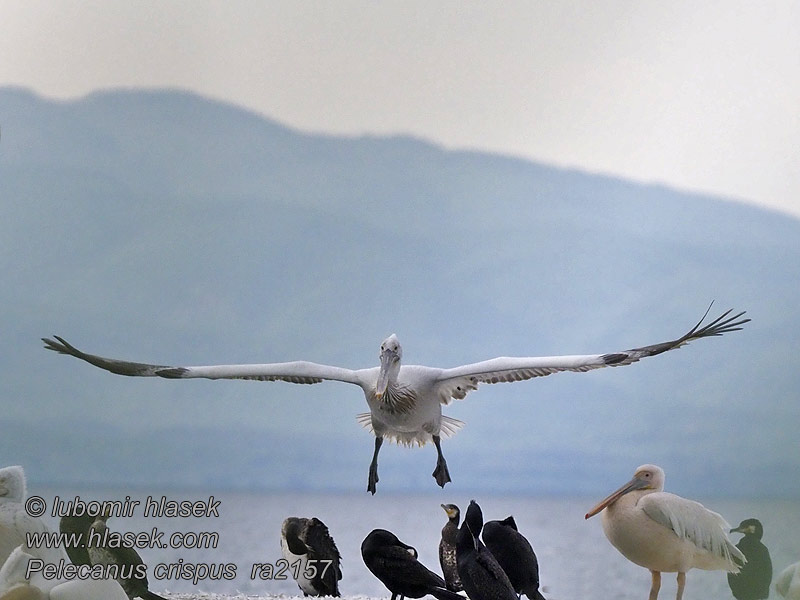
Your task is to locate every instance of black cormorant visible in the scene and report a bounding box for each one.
[482,515,546,600]
[280,516,343,597]
[59,512,93,565]
[439,503,463,592]
[87,514,168,600]
[456,500,517,600]
[361,528,462,600]
[728,518,772,600]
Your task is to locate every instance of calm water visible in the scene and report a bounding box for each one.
[37,489,799,600]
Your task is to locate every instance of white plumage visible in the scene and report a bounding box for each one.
[43,307,747,493]
[776,562,800,600]
[0,467,64,569]
[0,545,127,600]
[585,464,744,600]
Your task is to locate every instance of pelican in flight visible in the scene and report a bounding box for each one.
[43,307,747,494]
[585,464,745,600]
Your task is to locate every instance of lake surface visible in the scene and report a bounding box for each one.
[35,489,800,600]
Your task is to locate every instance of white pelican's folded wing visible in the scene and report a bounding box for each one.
[42,336,365,385]
[640,492,744,570]
[434,308,748,402]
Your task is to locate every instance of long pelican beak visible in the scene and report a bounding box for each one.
[585,475,650,519]
[375,348,397,399]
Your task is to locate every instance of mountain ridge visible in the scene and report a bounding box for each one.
[2,86,797,496]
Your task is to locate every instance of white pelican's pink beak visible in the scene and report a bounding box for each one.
[585,472,652,519]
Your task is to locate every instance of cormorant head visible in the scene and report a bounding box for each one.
[361,528,417,559]
[441,503,460,523]
[731,518,764,540]
[464,500,484,543]
[500,515,518,531]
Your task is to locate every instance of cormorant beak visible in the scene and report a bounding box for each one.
[585,475,650,519]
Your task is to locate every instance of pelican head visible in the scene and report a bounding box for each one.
[376,334,402,399]
[585,464,665,519]
[0,466,26,502]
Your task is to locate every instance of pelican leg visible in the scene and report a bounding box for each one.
[367,436,383,494]
[431,435,451,487]
[648,570,661,600]
[675,572,685,600]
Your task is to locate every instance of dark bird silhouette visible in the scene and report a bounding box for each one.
[439,503,463,592]
[483,515,546,600]
[59,512,94,565]
[728,518,772,600]
[280,516,342,597]
[361,528,462,600]
[456,500,517,600]
[86,514,168,600]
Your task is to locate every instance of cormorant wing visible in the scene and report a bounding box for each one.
[304,518,342,580]
[42,336,366,386]
[371,546,445,587]
[434,307,748,401]
[474,546,513,584]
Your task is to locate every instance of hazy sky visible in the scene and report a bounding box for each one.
[2,1,799,218]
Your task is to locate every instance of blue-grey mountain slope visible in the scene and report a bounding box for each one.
[1,87,798,496]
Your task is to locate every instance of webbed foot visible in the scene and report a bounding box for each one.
[432,457,451,488]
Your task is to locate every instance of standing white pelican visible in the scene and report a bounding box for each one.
[43,307,747,493]
[775,562,800,600]
[585,464,745,600]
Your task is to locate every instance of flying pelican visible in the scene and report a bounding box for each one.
[585,464,744,600]
[42,307,748,493]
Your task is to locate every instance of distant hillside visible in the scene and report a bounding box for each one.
[1,86,798,497]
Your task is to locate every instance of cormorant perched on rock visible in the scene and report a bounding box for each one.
[483,515,546,600]
[87,514,168,600]
[439,504,463,592]
[456,500,517,600]
[361,529,462,600]
[280,516,343,597]
[59,512,94,565]
[728,518,772,600]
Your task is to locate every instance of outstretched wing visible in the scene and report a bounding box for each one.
[42,336,365,386]
[435,307,748,402]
